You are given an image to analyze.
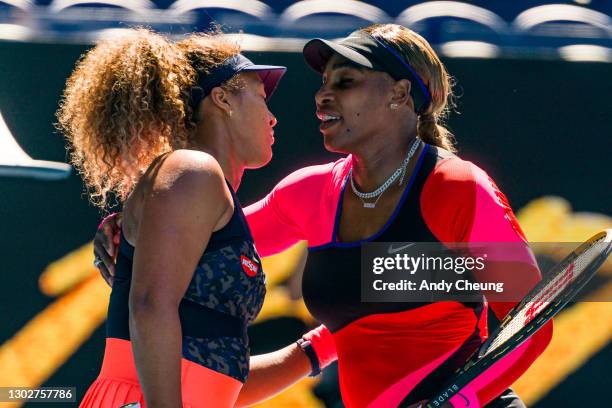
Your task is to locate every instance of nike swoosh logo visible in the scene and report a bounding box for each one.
[387,242,416,254]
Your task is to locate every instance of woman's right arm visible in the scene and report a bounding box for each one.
[244,161,340,257]
[94,174,306,283]
[93,183,305,284]
[243,183,306,257]
[96,162,336,279]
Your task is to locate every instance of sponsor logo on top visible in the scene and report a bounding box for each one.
[241,255,259,277]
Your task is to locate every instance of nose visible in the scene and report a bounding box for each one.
[269,111,277,128]
[315,83,334,107]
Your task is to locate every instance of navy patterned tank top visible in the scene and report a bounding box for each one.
[106,181,266,382]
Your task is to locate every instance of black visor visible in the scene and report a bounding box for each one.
[190,54,286,110]
[303,30,431,114]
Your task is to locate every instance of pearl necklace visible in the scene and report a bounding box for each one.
[349,138,421,209]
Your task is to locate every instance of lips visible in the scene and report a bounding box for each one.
[268,129,275,145]
[316,110,342,131]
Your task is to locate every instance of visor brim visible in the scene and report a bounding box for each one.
[303,38,374,74]
[242,65,287,101]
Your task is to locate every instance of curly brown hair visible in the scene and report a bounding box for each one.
[57,29,243,209]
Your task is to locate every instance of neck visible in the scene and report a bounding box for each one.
[350,127,419,192]
[189,120,244,192]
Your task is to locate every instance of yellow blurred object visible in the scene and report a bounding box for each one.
[38,242,96,296]
[516,196,572,241]
[517,196,612,275]
[256,287,314,324]
[256,286,296,322]
[293,298,315,324]
[0,275,110,392]
[513,283,612,404]
[517,196,612,242]
[512,196,612,404]
[260,241,307,286]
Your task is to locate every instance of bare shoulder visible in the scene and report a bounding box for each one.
[143,149,232,224]
[122,150,232,244]
[150,149,225,193]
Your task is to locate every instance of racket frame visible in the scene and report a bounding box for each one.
[419,230,612,408]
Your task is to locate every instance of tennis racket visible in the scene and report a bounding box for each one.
[411,229,612,408]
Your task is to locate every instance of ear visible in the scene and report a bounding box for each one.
[390,78,413,110]
[209,86,233,116]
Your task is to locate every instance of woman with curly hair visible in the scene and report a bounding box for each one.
[94,24,552,407]
[57,28,327,407]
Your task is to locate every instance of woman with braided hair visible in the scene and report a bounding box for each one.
[95,24,552,407]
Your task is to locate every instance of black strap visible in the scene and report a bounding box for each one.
[297,338,321,377]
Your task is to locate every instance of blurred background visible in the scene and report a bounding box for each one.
[0,1,610,407]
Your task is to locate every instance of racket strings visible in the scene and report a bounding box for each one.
[483,237,608,355]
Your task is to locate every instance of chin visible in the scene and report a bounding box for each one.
[322,132,350,154]
[261,153,273,166]
[248,151,273,169]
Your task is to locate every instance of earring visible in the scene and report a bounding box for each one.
[390,103,399,110]
[229,110,233,117]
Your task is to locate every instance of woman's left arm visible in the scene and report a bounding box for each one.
[234,343,311,407]
[235,325,337,407]
[421,158,552,406]
[465,165,553,405]
[129,153,230,407]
